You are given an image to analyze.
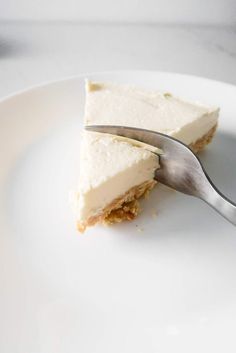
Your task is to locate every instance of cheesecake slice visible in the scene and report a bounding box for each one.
[77,132,160,232]
[76,81,219,232]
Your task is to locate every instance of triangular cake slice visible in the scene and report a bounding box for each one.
[76,81,219,232]
[77,131,160,232]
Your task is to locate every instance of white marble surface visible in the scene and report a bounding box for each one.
[0,22,236,98]
[1,0,236,24]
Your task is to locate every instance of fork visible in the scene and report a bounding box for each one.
[86,125,236,226]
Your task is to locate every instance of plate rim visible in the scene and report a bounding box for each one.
[1,69,236,106]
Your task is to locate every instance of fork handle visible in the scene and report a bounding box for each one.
[200,176,236,226]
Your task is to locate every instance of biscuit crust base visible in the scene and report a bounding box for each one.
[77,125,217,232]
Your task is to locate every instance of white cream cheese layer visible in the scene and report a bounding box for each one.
[85,81,219,145]
[77,131,159,222]
[77,80,219,227]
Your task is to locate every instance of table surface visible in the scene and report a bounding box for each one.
[0,22,236,98]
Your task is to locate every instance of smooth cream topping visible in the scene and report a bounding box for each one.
[85,80,219,145]
[77,131,159,221]
[77,81,219,224]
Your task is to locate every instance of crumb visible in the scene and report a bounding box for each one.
[137,227,144,233]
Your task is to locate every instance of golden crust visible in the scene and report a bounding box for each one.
[77,124,217,232]
[190,124,217,153]
[77,180,156,232]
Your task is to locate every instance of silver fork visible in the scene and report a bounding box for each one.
[86,125,236,226]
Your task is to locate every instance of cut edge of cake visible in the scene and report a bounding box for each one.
[77,179,156,232]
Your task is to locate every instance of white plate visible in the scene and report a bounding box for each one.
[1,71,236,353]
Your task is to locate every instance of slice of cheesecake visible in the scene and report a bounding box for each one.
[77,132,160,232]
[76,81,219,232]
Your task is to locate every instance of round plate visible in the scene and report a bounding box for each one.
[1,71,236,353]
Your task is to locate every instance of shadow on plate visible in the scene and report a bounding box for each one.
[112,131,236,237]
[0,35,29,58]
[199,131,236,200]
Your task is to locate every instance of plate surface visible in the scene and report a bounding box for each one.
[1,71,236,353]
